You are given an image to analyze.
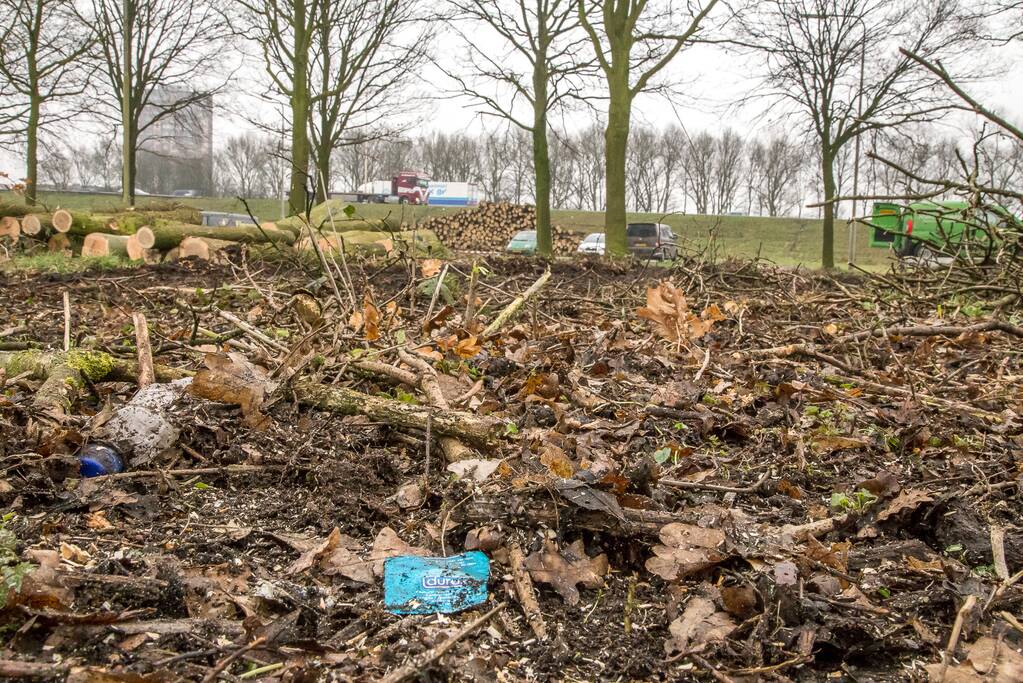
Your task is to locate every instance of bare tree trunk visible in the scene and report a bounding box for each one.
[26,94,39,206]
[120,0,134,205]
[604,80,630,257]
[288,1,311,214]
[821,147,836,269]
[532,41,553,258]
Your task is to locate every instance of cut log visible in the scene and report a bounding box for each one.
[125,235,148,261]
[52,209,73,232]
[134,225,155,248]
[82,233,132,258]
[48,233,71,253]
[134,222,295,251]
[21,214,42,236]
[178,236,234,260]
[0,216,20,241]
[0,202,48,219]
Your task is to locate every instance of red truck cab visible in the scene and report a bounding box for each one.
[392,171,430,205]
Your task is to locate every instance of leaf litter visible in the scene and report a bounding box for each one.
[0,254,1022,679]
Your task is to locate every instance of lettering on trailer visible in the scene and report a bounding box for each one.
[421,575,472,589]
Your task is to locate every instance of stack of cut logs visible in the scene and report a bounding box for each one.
[0,200,585,262]
[0,201,295,262]
[412,202,583,254]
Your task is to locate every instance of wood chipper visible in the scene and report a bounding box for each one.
[867,200,1013,263]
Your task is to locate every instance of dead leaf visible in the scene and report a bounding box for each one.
[665,593,736,655]
[554,479,624,520]
[363,296,381,342]
[60,542,91,565]
[370,527,428,577]
[540,444,575,478]
[720,584,758,619]
[323,534,378,584]
[876,488,934,523]
[421,259,442,278]
[524,539,609,605]
[287,527,341,575]
[637,282,722,343]
[464,527,505,552]
[447,459,502,482]
[189,353,277,429]
[455,335,481,359]
[85,511,113,531]
[646,523,727,581]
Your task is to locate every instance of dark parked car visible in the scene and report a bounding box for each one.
[626,222,678,260]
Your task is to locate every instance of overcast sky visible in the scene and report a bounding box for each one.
[2,33,1021,182]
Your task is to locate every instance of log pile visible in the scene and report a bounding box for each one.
[1,199,583,264]
[412,202,583,254]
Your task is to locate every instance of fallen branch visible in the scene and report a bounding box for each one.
[398,349,473,461]
[0,351,503,447]
[508,543,547,640]
[483,269,551,337]
[215,309,291,354]
[132,312,155,388]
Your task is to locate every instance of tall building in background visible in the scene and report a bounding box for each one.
[136,88,213,195]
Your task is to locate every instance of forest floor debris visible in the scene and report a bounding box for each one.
[1,252,1021,681]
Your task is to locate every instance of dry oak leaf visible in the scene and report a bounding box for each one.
[189,352,276,428]
[371,526,429,577]
[287,527,342,575]
[876,488,934,523]
[421,258,443,278]
[646,523,728,581]
[637,282,723,343]
[363,296,381,342]
[455,335,481,359]
[924,636,1023,682]
[665,593,736,655]
[524,539,609,605]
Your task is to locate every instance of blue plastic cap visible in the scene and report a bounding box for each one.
[79,457,110,478]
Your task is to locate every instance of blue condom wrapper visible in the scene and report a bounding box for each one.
[383,551,490,614]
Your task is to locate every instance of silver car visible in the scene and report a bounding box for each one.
[577,232,605,255]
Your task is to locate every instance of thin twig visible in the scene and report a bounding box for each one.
[379,603,506,683]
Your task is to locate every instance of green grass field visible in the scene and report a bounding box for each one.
[3,191,892,270]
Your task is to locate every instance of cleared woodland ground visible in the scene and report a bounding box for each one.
[1,252,1021,680]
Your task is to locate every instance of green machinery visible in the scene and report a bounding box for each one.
[867,200,1012,261]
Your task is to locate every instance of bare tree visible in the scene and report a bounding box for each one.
[238,0,324,213]
[38,140,73,190]
[684,131,715,214]
[83,0,230,205]
[748,134,803,216]
[310,0,431,202]
[0,0,92,204]
[478,128,512,201]
[577,0,722,255]
[447,0,589,256]
[216,133,276,198]
[738,0,981,267]
[712,129,744,213]
[657,125,686,212]
[420,132,481,182]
